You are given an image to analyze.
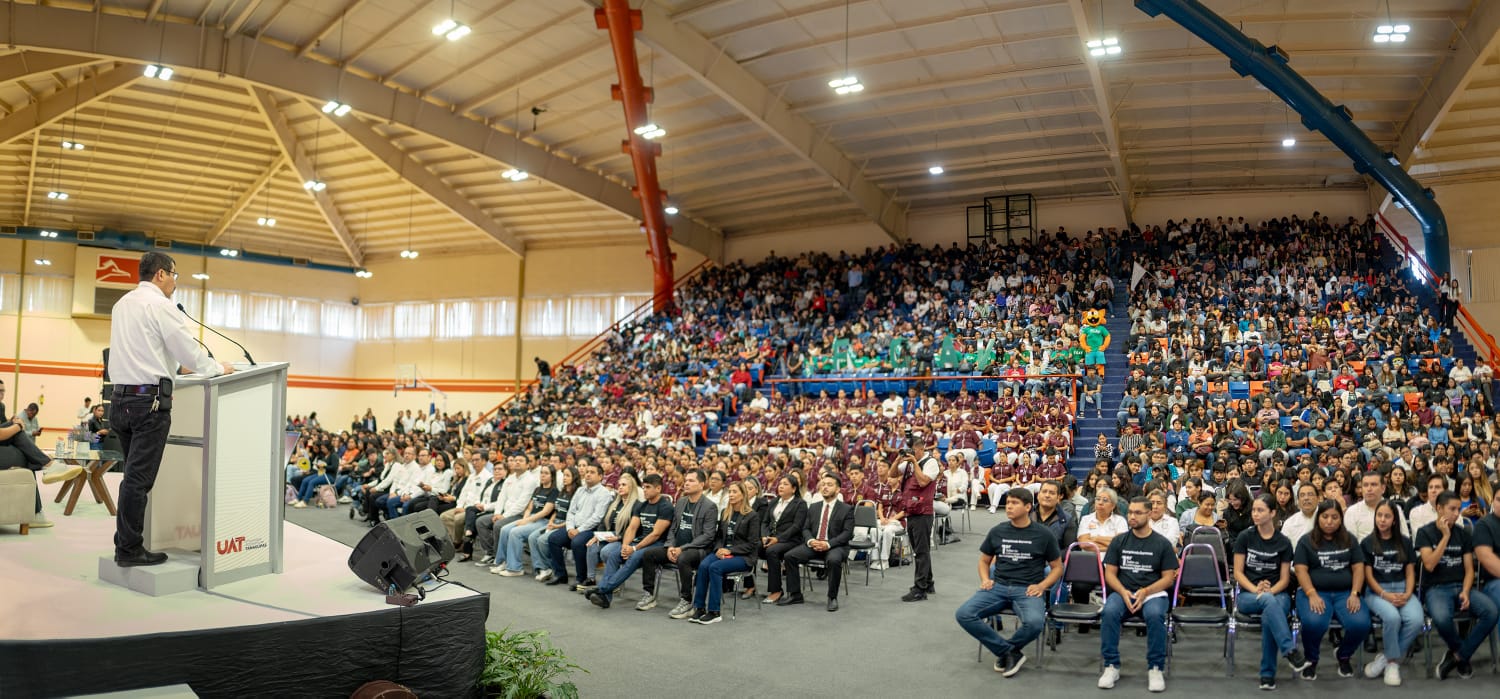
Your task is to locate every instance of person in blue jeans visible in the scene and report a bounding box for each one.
[1361,500,1423,686]
[588,474,673,609]
[1097,497,1179,693]
[1416,490,1500,680]
[1232,493,1311,691]
[1475,488,1500,633]
[529,466,577,582]
[1291,499,1372,680]
[954,488,1063,678]
[689,481,762,624]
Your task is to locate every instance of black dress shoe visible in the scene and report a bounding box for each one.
[775,595,805,606]
[545,576,570,587]
[115,550,168,567]
[901,589,928,602]
[826,598,839,612]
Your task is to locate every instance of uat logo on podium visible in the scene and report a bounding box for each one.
[216,536,246,555]
[95,255,140,285]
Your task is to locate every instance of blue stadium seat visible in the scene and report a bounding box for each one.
[1228,382,1250,399]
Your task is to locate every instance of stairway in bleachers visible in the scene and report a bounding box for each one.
[1379,243,1481,367]
[1068,280,1131,476]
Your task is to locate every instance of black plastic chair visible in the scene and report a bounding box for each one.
[849,503,879,584]
[1044,542,1106,664]
[1170,542,1232,676]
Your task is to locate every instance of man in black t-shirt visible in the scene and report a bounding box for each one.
[1417,491,1499,679]
[1475,489,1500,623]
[954,488,1063,679]
[1098,497,1178,692]
[588,474,673,609]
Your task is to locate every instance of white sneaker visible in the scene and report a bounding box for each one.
[498,569,525,577]
[40,462,83,484]
[988,507,998,514]
[292,501,307,508]
[489,565,505,575]
[1364,653,1388,679]
[29,510,54,528]
[1098,665,1120,689]
[1383,663,1401,687]
[1147,668,1165,693]
[337,496,353,504]
[535,570,555,582]
[635,593,657,611]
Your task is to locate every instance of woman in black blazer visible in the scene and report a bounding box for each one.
[757,475,809,603]
[689,481,764,624]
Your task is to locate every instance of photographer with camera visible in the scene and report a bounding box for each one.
[899,436,941,602]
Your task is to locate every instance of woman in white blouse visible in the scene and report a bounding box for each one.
[1077,487,1128,549]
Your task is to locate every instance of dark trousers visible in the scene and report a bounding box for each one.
[361,488,387,521]
[545,528,594,580]
[110,395,173,557]
[763,541,800,594]
[907,513,934,592]
[2,429,52,468]
[784,544,849,600]
[641,546,707,600]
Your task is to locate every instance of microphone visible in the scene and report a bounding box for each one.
[178,303,256,366]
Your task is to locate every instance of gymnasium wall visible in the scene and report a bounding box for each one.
[0,236,705,431]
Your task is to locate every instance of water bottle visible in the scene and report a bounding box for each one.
[54,438,64,457]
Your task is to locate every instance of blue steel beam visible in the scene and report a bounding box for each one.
[1135,0,1450,276]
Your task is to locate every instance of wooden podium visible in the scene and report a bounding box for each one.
[116,362,290,591]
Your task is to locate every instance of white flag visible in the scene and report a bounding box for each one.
[1130,262,1148,291]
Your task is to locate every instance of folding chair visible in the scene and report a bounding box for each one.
[1046,542,1107,663]
[1170,543,1232,676]
[849,503,879,585]
[724,570,760,619]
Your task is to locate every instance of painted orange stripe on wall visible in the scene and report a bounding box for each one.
[3,359,521,392]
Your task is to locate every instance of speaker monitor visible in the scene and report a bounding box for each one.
[348,509,455,593]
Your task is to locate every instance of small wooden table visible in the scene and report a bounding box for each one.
[53,449,121,516]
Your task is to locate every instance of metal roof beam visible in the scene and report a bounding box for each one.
[1393,0,1500,166]
[326,110,525,256]
[590,0,906,242]
[206,155,286,245]
[0,65,140,147]
[1067,0,1133,222]
[249,87,364,265]
[0,2,723,261]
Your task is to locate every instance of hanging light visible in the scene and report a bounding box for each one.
[47,191,69,200]
[61,140,84,150]
[1282,137,1296,148]
[303,179,326,192]
[219,248,239,257]
[192,272,210,280]
[143,64,173,80]
[830,0,865,95]
[354,268,373,278]
[34,258,53,266]
[928,165,945,175]
[432,19,470,41]
[400,249,420,259]
[501,168,529,182]
[38,230,59,238]
[633,123,666,140]
[256,216,277,227]
[664,204,679,215]
[1087,37,1122,57]
[1374,1,1410,44]
[321,100,352,117]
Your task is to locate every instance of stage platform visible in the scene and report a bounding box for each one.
[0,473,488,698]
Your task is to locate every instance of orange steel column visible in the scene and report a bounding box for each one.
[596,0,675,312]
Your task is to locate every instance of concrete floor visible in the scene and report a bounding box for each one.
[287,506,1497,698]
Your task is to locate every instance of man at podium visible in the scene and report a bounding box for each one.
[107,252,233,567]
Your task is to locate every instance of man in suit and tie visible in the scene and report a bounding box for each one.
[782,474,856,611]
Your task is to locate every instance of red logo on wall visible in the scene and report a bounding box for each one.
[216,536,246,555]
[96,255,139,285]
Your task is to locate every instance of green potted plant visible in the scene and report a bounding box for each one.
[479,627,584,699]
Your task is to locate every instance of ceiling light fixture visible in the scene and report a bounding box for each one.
[303,179,326,192]
[256,216,277,227]
[219,248,239,257]
[192,272,210,280]
[354,269,373,279]
[433,1,471,41]
[501,168,529,182]
[502,89,529,182]
[38,230,59,238]
[1086,37,1122,57]
[34,258,52,266]
[400,187,419,260]
[61,140,84,150]
[830,1,864,95]
[321,100,352,117]
[47,191,69,200]
[929,165,945,175]
[664,204,679,215]
[1282,137,1296,148]
[633,123,666,140]
[400,249,420,259]
[1374,1,1410,43]
[143,64,174,80]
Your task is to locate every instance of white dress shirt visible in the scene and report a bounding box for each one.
[1149,514,1180,546]
[426,467,454,496]
[499,468,540,517]
[107,282,221,384]
[1345,499,1409,541]
[455,472,492,509]
[397,463,436,497]
[377,460,417,493]
[1281,511,1315,545]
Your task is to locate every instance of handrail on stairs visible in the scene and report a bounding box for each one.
[1374,212,1500,365]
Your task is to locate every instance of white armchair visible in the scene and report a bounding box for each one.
[0,467,38,534]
